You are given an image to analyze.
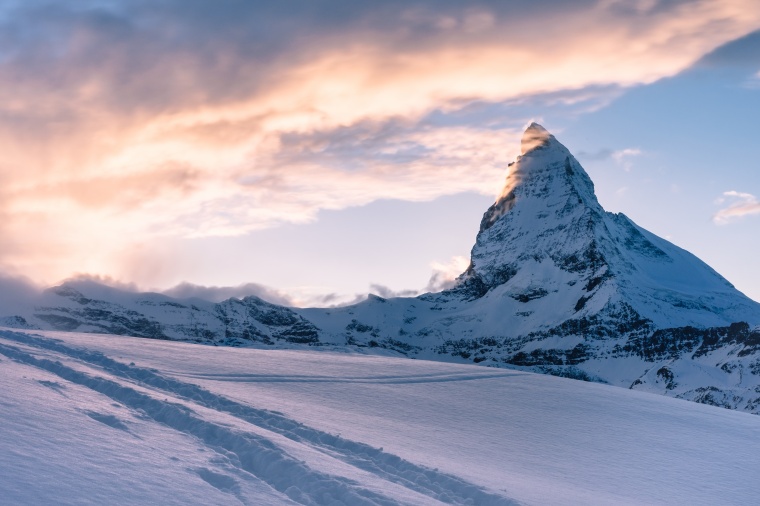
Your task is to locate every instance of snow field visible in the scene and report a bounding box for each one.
[2,329,760,505]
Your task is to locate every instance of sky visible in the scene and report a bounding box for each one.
[1,0,760,306]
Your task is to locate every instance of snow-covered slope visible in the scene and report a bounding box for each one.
[2,329,760,505]
[3,124,760,413]
[0,278,321,345]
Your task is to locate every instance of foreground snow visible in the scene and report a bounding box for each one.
[2,329,760,505]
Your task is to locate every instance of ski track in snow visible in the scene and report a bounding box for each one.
[176,370,520,385]
[0,330,516,506]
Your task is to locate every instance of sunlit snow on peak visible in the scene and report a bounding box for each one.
[520,122,554,154]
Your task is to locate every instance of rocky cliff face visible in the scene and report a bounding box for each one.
[4,124,760,413]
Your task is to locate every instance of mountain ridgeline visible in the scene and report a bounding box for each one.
[5,124,760,413]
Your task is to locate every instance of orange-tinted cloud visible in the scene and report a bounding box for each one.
[1,0,759,285]
[714,191,760,224]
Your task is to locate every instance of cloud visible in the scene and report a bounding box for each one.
[289,255,471,307]
[744,70,760,89]
[611,148,642,161]
[696,28,760,68]
[577,147,642,170]
[611,148,643,171]
[61,273,140,293]
[713,190,760,224]
[576,147,642,172]
[0,273,43,317]
[312,255,470,306]
[368,284,418,299]
[576,148,615,161]
[425,256,470,292]
[1,0,760,284]
[161,282,295,306]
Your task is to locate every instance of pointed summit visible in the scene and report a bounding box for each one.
[463,126,605,295]
[521,122,555,154]
[476,123,600,238]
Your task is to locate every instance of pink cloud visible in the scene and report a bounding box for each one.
[713,191,760,224]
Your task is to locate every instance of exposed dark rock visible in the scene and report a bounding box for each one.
[656,367,677,390]
[619,322,760,361]
[574,296,590,312]
[346,320,374,333]
[275,321,320,344]
[34,313,81,331]
[509,344,591,367]
[511,288,549,303]
[683,386,741,409]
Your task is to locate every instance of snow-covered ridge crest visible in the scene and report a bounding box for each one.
[4,123,760,414]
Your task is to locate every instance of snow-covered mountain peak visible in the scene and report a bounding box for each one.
[520,122,554,154]
[450,124,760,329]
[459,125,605,296]
[506,123,598,207]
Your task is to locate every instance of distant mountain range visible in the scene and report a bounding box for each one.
[4,124,760,413]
